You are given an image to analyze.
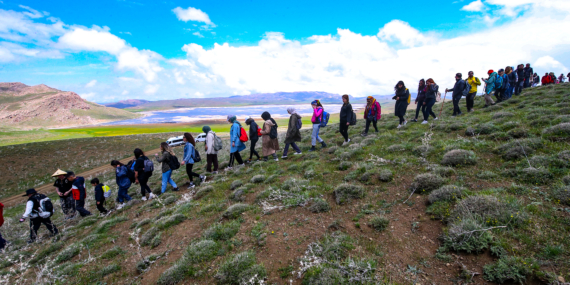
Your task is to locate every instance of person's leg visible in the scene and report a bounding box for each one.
[0,231,6,250]
[283,143,290,157]
[228,152,235,167]
[234,151,244,165]
[96,200,106,213]
[165,170,177,189]
[42,217,58,236]
[60,197,69,216]
[364,119,371,134]
[291,143,301,153]
[186,163,194,182]
[75,199,91,217]
[65,196,76,217]
[311,124,319,146]
[213,154,219,172]
[206,154,213,172]
[161,172,169,193]
[414,101,423,119]
[339,123,347,141]
[249,141,256,160]
[123,187,132,201]
[426,99,436,119]
[252,141,260,159]
[29,218,41,242]
[372,120,378,132]
[189,163,200,178]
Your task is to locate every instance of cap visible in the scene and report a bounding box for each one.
[23,188,37,197]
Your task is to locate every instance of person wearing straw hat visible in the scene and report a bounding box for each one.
[52,169,76,219]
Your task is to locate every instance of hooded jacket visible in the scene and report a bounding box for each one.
[230,121,246,153]
[448,79,467,98]
[94,184,105,202]
[156,151,174,173]
[285,113,302,144]
[364,99,381,120]
[246,118,259,142]
[260,112,279,156]
[484,72,498,94]
[425,84,439,100]
[115,165,132,189]
[393,88,409,117]
[71,177,87,201]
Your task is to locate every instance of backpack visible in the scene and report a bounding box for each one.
[269,123,278,139]
[192,146,202,163]
[212,132,223,151]
[33,194,54,218]
[495,74,503,89]
[168,153,181,171]
[296,118,302,130]
[143,157,154,176]
[406,89,411,104]
[319,111,330,127]
[350,111,357,125]
[126,160,136,183]
[239,127,248,142]
[462,80,471,96]
[102,185,112,198]
[435,91,441,102]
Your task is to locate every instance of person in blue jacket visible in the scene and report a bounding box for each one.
[111,160,132,209]
[66,172,92,217]
[181,132,206,188]
[227,115,246,170]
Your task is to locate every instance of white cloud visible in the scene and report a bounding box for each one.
[462,0,485,12]
[122,90,129,95]
[18,5,45,18]
[192,31,204,38]
[85,79,97,88]
[377,20,435,48]
[534,56,568,73]
[80,92,97,100]
[172,7,214,25]
[144,84,160,94]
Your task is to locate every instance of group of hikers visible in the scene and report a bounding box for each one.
[2,65,565,247]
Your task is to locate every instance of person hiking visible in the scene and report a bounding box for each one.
[283,107,303,158]
[181,132,206,188]
[245,116,261,163]
[491,69,507,102]
[421,78,438,124]
[506,67,517,99]
[445,73,467,116]
[52,169,75,220]
[202,126,219,174]
[542,73,551,85]
[393,81,410,127]
[155,142,180,194]
[482,70,497,107]
[532,73,540,87]
[0,202,6,250]
[260,111,280,161]
[412,79,426,122]
[339,94,354,144]
[67,172,92,217]
[227,115,246,169]
[523,63,533,88]
[465,71,481,112]
[362,96,381,135]
[550,72,558,84]
[310,100,327,151]
[19,189,59,243]
[110,160,132,208]
[90,178,108,215]
[515,64,525,95]
[559,73,566,83]
[133,148,155,201]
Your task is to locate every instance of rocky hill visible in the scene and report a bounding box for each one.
[0,82,141,129]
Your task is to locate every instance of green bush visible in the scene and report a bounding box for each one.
[441,149,477,166]
[428,185,465,204]
[450,195,527,227]
[203,220,241,241]
[230,180,243,190]
[410,173,444,194]
[433,166,456,177]
[426,200,453,220]
[377,169,393,182]
[222,203,250,219]
[250,175,266,184]
[29,242,64,264]
[54,244,81,264]
[543,122,570,140]
[483,256,535,284]
[552,186,570,206]
[99,264,121,277]
[95,216,129,234]
[507,128,528,138]
[368,216,389,232]
[309,198,331,213]
[333,183,365,205]
[412,145,433,156]
[520,167,553,185]
[492,112,514,119]
[195,185,214,199]
[141,226,158,246]
[442,218,493,253]
[101,246,125,260]
[302,266,343,285]
[156,214,186,230]
[163,196,177,205]
[230,188,245,202]
[185,239,220,264]
[214,251,267,284]
[338,161,352,170]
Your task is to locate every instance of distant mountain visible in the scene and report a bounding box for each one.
[104,99,150,109]
[0,82,140,129]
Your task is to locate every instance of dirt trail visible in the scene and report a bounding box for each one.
[0,148,163,207]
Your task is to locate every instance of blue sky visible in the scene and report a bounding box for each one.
[1,0,569,102]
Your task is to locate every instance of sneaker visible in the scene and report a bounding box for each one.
[116,203,124,210]
[149,193,156,200]
[293,152,302,155]
[245,160,252,164]
[421,120,428,124]
[281,155,288,159]
[404,120,408,125]
[238,163,245,167]
[309,146,316,152]
[274,158,279,161]
[360,133,368,137]
[434,117,439,120]
[411,119,418,122]
[212,171,219,174]
[397,124,402,129]
[173,187,180,191]
[224,167,233,172]
[342,141,349,146]
[347,138,351,143]
[321,141,327,148]
[200,175,207,182]
[188,182,195,188]
[141,196,147,201]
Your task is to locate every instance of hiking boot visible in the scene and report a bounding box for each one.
[224,167,233,172]
[434,117,439,120]
[200,175,207,183]
[141,196,147,201]
[173,187,180,192]
[421,120,428,124]
[309,146,316,152]
[321,141,327,148]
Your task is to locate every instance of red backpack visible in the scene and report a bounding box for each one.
[239,127,249,142]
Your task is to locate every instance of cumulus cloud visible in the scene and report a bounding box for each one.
[192,31,204,38]
[462,0,485,12]
[85,79,97,88]
[534,56,568,73]
[172,7,214,25]
[377,20,435,47]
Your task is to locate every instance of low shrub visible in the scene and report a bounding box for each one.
[377,169,393,182]
[333,183,365,205]
[55,244,81,264]
[230,188,245,202]
[203,220,241,241]
[450,195,526,226]
[156,214,186,230]
[361,138,375,146]
[492,112,514,119]
[386,144,406,152]
[483,256,535,284]
[214,251,267,284]
[141,226,159,246]
[563,176,570,185]
[194,185,214,199]
[552,186,570,206]
[95,216,128,234]
[433,166,456,177]
[412,145,433,156]
[230,180,243,190]
[410,173,444,194]
[304,169,317,179]
[101,246,125,260]
[476,171,498,180]
[520,167,553,185]
[327,146,338,154]
[30,242,64,264]
[428,185,465,204]
[442,218,493,253]
[222,203,250,219]
[264,174,278,183]
[151,232,162,248]
[359,171,374,182]
[368,216,389,232]
[441,149,477,166]
[543,122,570,140]
[281,178,310,191]
[163,196,177,205]
[528,155,568,169]
[507,128,528,138]
[99,264,121,277]
[426,200,453,220]
[250,175,266,184]
[309,198,331,213]
[338,161,352,170]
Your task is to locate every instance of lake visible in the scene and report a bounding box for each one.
[106,104,366,125]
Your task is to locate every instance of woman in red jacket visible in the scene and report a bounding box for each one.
[361,96,381,136]
[0,202,6,250]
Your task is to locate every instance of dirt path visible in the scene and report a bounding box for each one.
[0,147,164,207]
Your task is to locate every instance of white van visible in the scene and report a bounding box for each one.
[196,133,207,142]
[166,136,184,147]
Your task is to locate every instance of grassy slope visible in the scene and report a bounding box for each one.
[3,86,570,284]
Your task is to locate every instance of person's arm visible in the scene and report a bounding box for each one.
[260,122,269,135]
[22,200,33,219]
[184,144,193,163]
[54,181,63,196]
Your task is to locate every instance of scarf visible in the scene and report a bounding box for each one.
[287,107,299,116]
[365,96,376,116]
[227,115,236,123]
[202,126,211,133]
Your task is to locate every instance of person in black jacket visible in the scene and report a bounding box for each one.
[90,178,108,215]
[393,81,410,128]
[515,64,525,95]
[421,78,438,124]
[339,94,353,144]
[52,169,76,219]
[412,79,426,122]
[133,148,154,201]
[67,172,92,217]
[445,73,466,116]
[523,63,533,88]
[245,116,261,163]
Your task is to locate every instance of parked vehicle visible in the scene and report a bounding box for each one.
[166,136,185,147]
[196,133,207,142]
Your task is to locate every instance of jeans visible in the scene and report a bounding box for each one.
[139,175,152,196]
[339,120,349,141]
[75,199,91,217]
[364,119,378,133]
[161,170,177,193]
[466,92,476,111]
[283,143,301,156]
[229,151,243,167]
[96,198,108,214]
[0,232,6,250]
[29,217,58,242]
[185,163,200,182]
[515,81,524,95]
[506,85,514,98]
[59,195,76,217]
[452,95,462,114]
[495,88,505,102]
[311,124,323,146]
[422,98,436,121]
[414,99,424,119]
[249,139,260,160]
[117,186,132,203]
[524,78,530,88]
[206,154,218,172]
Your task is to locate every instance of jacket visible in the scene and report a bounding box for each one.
[116,165,131,189]
[448,79,467,98]
[363,101,381,120]
[339,103,353,122]
[542,75,551,85]
[311,107,323,124]
[516,68,525,82]
[71,177,87,201]
[230,122,246,153]
[54,178,73,198]
[425,84,439,100]
[156,151,174,173]
[94,184,105,202]
[183,142,195,164]
[205,132,217,155]
[22,196,39,219]
[501,74,510,90]
[260,119,279,156]
[393,88,410,117]
[285,113,302,144]
[247,119,259,142]
[523,67,533,79]
[416,86,426,102]
[483,72,497,94]
[508,72,517,85]
[466,77,481,93]
[0,202,4,227]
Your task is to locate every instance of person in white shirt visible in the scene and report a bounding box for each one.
[19,189,59,243]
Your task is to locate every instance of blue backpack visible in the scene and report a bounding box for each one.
[495,74,503,89]
[320,111,330,127]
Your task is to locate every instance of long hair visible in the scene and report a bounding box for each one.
[342,94,349,103]
[394,81,406,91]
[505,66,512,74]
[134,148,144,159]
[426,78,436,85]
[418,79,425,90]
[160,142,175,155]
[183,132,195,146]
[110,160,124,167]
[311,100,323,107]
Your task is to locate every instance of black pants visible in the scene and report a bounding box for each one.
[397,116,405,124]
[139,175,152,196]
[29,217,58,241]
[59,196,75,217]
[0,232,6,250]
[364,118,377,133]
[283,143,301,156]
[185,163,200,182]
[96,198,108,214]
[75,199,91,217]
[515,81,523,95]
[415,99,424,119]
[339,120,349,141]
[495,88,505,101]
[452,95,462,115]
[206,154,218,172]
[249,140,260,160]
[466,92,476,111]
[422,98,436,121]
[229,151,243,167]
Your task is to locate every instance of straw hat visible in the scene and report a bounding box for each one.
[52,169,67,177]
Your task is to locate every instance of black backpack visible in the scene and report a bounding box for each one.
[32,194,54,218]
[269,122,278,139]
[126,160,136,183]
[192,147,202,163]
[462,80,471,96]
[168,153,181,170]
[349,111,357,126]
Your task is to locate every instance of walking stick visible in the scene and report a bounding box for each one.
[439,91,447,118]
